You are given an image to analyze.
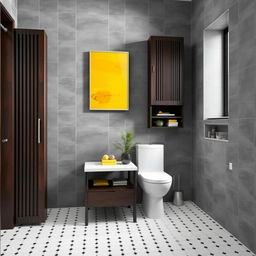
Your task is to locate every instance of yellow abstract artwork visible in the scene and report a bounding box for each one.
[89,51,129,110]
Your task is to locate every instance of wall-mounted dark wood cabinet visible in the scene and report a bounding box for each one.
[148,36,184,128]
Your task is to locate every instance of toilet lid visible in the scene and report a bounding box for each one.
[139,172,172,184]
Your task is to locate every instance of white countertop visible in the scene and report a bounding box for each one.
[84,161,138,173]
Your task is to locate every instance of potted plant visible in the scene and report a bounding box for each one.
[114,131,137,164]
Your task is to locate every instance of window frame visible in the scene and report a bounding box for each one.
[223,27,229,117]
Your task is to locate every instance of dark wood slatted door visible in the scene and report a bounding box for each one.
[0,3,15,230]
[150,36,183,105]
[14,29,47,225]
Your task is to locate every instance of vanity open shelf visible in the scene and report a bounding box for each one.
[88,180,134,190]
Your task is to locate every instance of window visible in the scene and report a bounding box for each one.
[203,11,229,119]
[223,27,229,117]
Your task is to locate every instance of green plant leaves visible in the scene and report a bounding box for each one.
[114,131,137,154]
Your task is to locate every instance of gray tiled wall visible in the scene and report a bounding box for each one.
[192,0,256,253]
[17,0,192,208]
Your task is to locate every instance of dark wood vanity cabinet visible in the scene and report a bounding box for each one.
[148,36,184,128]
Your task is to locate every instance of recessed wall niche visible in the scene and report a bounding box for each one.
[204,124,228,142]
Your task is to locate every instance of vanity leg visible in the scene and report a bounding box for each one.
[133,171,137,222]
[85,172,88,226]
[85,207,88,226]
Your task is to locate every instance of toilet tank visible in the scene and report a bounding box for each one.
[136,144,164,172]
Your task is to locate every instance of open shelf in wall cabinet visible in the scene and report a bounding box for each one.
[148,105,183,128]
[151,116,182,119]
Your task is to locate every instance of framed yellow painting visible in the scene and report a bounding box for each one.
[89,51,129,110]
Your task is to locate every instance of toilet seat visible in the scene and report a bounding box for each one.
[139,172,172,184]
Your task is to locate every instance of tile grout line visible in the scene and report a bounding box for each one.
[57,0,60,207]
[75,0,78,206]
[107,0,110,154]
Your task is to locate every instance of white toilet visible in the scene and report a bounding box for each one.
[136,144,172,219]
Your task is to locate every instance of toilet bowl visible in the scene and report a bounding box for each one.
[136,144,172,219]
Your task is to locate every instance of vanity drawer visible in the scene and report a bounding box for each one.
[87,189,134,207]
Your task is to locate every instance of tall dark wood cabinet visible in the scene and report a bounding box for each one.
[14,29,47,225]
[0,3,15,230]
[148,36,184,128]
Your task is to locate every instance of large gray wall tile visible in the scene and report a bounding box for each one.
[149,0,164,17]
[125,0,148,17]
[18,9,39,28]
[77,0,108,16]
[59,12,76,44]
[109,0,125,15]
[59,46,76,77]
[59,0,76,12]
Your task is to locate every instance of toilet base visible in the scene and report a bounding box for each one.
[142,193,164,219]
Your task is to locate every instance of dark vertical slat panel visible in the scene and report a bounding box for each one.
[177,41,179,102]
[174,41,178,103]
[161,40,163,101]
[159,40,161,101]
[24,34,26,217]
[177,42,180,101]
[158,40,160,101]
[30,34,34,218]
[22,33,26,218]
[178,41,181,101]
[174,40,176,102]
[19,33,22,218]
[26,33,29,217]
[167,40,171,101]
[174,41,177,102]
[156,41,158,100]
[15,32,18,219]
[29,34,32,217]
[172,41,174,101]
[35,34,39,216]
[156,40,159,101]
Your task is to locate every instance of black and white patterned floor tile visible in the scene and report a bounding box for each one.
[1,201,255,256]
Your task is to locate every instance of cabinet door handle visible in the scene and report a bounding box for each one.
[38,118,41,144]
[1,138,8,143]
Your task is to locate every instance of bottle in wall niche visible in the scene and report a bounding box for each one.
[210,128,217,138]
